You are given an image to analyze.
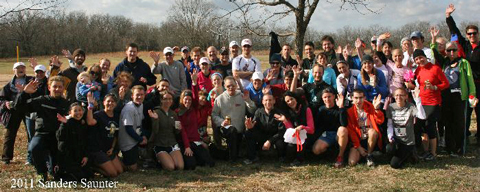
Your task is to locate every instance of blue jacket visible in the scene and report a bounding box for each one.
[357,69,388,101]
[308,67,337,89]
[113,57,156,88]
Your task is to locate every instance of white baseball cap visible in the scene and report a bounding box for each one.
[34,65,47,72]
[163,47,174,55]
[200,57,209,65]
[13,62,26,69]
[229,41,239,48]
[251,72,263,80]
[241,39,252,47]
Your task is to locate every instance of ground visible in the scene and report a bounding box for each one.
[0,52,479,191]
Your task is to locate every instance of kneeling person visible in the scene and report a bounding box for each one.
[312,88,348,168]
[347,89,384,167]
[386,88,417,169]
[244,94,286,164]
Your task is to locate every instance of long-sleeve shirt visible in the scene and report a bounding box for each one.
[250,108,286,143]
[414,62,450,106]
[149,108,183,148]
[151,61,187,96]
[283,107,315,135]
[113,57,157,89]
[347,101,384,149]
[57,118,88,167]
[212,90,256,133]
[446,16,480,81]
[357,69,389,101]
[316,105,348,134]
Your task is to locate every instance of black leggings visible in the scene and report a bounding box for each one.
[286,143,305,163]
[420,105,440,139]
[387,142,415,169]
[214,126,242,161]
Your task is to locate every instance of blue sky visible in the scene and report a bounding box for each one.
[5,0,478,32]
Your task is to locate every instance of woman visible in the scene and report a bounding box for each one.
[432,29,475,156]
[208,72,224,107]
[336,60,360,105]
[357,55,389,102]
[176,72,215,169]
[86,93,123,178]
[308,53,337,89]
[148,91,184,171]
[388,49,413,100]
[109,71,134,113]
[99,58,115,98]
[276,91,314,166]
[406,49,449,161]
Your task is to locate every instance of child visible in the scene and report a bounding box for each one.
[56,102,91,181]
[76,72,101,103]
[386,88,418,169]
[208,72,224,107]
[197,89,212,144]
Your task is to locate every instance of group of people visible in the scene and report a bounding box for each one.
[0,4,479,182]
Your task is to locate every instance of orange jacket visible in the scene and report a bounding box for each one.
[346,101,384,149]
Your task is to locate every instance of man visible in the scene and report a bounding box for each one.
[245,72,269,107]
[291,64,333,116]
[178,46,193,65]
[113,43,157,89]
[184,47,203,89]
[232,39,261,88]
[0,62,33,164]
[321,35,353,75]
[15,76,69,180]
[212,47,232,78]
[280,44,298,68]
[297,41,316,82]
[151,47,187,98]
[212,76,256,161]
[446,4,480,142]
[402,31,435,70]
[347,89,383,166]
[312,88,348,168]
[229,41,240,61]
[118,85,147,171]
[244,94,286,164]
[268,70,294,105]
[207,46,221,67]
[263,53,284,86]
[55,49,87,102]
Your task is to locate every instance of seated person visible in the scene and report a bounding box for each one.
[244,94,286,164]
[347,89,384,167]
[312,88,348,168]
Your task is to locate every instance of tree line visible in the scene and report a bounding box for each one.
[0,0,478,58]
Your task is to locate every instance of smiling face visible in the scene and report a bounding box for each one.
[161,93,173,109]
[131,88,145,105]
[393,89,407,107]
[445,43,458,60]
[322,92,335,108]
[126,47,138,63]
[337,62,349,76]
[207,47,217,61]
[284,95,297,110]
[49,80,65,98]
[252,79,262,90]
[182,95,192,109]
[262,94,275,111]
[401,40,412,53]
[392,49,403,64]
[212,75,223,87]
[70,105,84,120]
[230,45,239,56]
[411,37,423,49]
[35,70,46,80]
[352,92,365,108]
[414,55,428,66]
[192,51,201,64]
[242,45,251,56]
[304,45,315,58]
[14,65,26,78]
[74,54,85,65]
[467,28,479,44]
[281,45,291,58]
[316,54,327,66]
[312,65,324,82]
[362,61,374,74]
[164,52,174,63]
[100,59,111,74]
[382,43,392,57]
[225,78,237,96]
[322,40,333,53]
[103,96,117,112]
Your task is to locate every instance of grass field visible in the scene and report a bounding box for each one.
[0,51,480,191]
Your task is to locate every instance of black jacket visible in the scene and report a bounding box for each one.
[113,57,157,89]
[58,67,85,102]
[250,108,286,143]
[14,92,69,135]
[0,76,33,127]
[316,105,348,135]
[57,118,88,168]
[447,16,480,80]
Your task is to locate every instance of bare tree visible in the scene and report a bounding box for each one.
[222,0,381,57]
[0,0,66,21]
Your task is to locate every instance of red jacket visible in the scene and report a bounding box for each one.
[347,101,384,149]
[197,70,214,93]
[414,63,450,106]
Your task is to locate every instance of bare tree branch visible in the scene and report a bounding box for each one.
[0,0,67,20]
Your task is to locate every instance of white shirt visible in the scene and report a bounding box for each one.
[402,47,435,71]
[232,55,261,87]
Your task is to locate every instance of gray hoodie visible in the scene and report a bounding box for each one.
[212,90,256,133]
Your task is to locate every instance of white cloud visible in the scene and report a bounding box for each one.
[56,0,480,31]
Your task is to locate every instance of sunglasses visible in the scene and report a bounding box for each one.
[271,62,280,66]
[243,45,252,48]
[467,32,478,36]
[446,49,458,52]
